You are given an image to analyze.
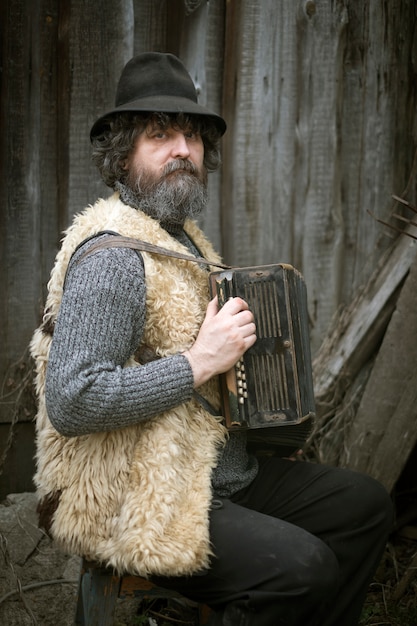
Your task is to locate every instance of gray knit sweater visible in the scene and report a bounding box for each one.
[45,225,258,498]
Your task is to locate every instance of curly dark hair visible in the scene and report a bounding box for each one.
[91,112,222,188]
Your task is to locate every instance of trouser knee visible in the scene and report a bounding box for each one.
[216,541,340,626]
[300,538,340,602]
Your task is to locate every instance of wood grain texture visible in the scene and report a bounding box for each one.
[340,247,417,490]
[1,1,417,494]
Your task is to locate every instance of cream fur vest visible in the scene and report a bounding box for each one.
[30,193,227,577]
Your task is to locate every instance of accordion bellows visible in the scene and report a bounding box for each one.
[210,264,315,451]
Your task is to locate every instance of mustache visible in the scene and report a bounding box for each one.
[163,159,198,176]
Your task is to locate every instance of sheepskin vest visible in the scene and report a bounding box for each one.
[30,192,227,577]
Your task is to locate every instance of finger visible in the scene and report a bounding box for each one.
[234,310,255,327]
[221,297,249,314]
[241,322,257,337]
[243,332,257,350]
[205,296,219,319]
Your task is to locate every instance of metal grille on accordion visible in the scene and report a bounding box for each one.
[209,264,315,453]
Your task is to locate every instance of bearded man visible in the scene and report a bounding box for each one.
[31,52,392,626]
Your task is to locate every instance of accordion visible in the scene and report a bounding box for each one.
[209,264,315,453]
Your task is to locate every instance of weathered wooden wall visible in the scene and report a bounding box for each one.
[1,0,416,497]
[222,0,417,349]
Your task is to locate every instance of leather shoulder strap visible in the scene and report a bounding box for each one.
[75,233,231,270]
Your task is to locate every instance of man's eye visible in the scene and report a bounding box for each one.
[148,128,166,139]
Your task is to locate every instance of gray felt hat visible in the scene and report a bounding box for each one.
[90,52,226,140]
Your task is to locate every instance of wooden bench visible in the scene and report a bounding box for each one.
[75,558,212,625]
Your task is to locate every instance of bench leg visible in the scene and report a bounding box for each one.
[75,560,121,626]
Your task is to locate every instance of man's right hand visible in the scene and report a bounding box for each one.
[183,296,257,388]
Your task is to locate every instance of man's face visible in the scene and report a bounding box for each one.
[127,120,206,184]
[124,119,208,224]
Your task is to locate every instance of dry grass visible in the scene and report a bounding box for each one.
[360,534,417,625]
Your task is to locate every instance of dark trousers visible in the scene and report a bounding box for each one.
[152,457,393,626]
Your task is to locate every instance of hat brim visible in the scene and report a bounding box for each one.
[90,95,227,140]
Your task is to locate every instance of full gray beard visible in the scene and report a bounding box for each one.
[122,159,208,226]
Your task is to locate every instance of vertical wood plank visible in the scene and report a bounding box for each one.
[294,1,349,349]
[0,0,59,424]
[178,0,225,249]
[66,0,135,223]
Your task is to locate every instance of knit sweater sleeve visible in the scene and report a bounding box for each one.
[45,243,195,437]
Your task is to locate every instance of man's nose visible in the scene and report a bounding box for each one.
[171,133,191,158]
